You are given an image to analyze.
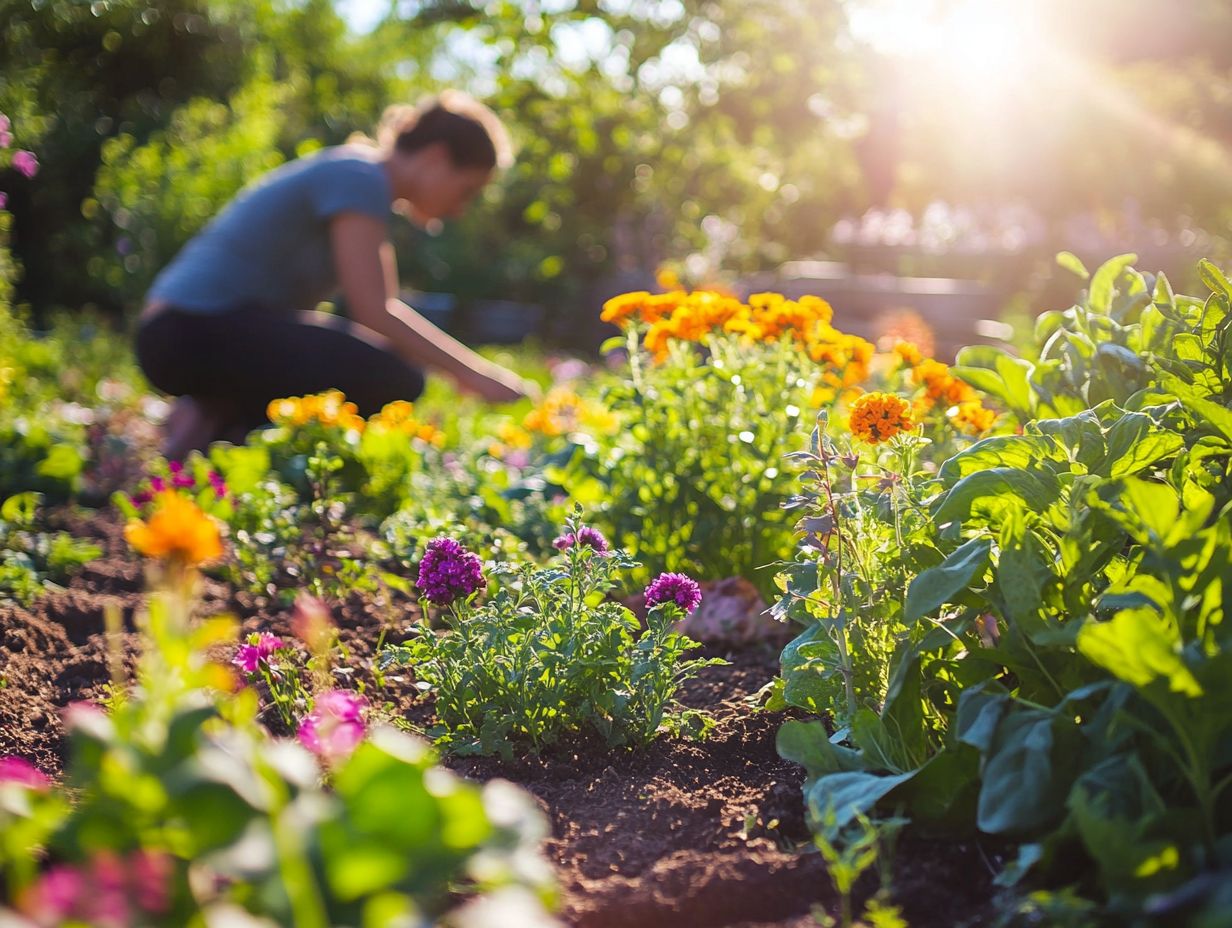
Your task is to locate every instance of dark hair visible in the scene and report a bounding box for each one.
[379,91,513,170]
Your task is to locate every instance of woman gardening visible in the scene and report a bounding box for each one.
[137,90,536,459]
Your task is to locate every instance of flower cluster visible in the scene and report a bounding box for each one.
[552,525,611,554]
[129,459,227,509]
[602,288,875,385]
[644,572,703,613]
[896,344,997,435]
[367,399,444,445]
[232,632,285,674]
[18,850,171,928]
[416,536,486,605]
[522,386,618,438]
[124,491,223,566]
[267,389,366,433]
[297,689,366,763]
[849,391,915,444]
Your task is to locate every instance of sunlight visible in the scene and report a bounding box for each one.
[849,0,1045,93]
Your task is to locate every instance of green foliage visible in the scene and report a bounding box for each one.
[0,577,554,926]
[0,492,100,605]
[92,73,287,303]
[381,524,722,757]
[774,256,1232,924]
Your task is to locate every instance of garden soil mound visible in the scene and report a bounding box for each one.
[0,509,996,928]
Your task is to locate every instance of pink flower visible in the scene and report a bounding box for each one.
[298,689,366,763]
[11,150,38,179]
[0,755,51,790]
[0,191,7,211]
[233,633,284,674]
[21,865,86,923]
[0,113,11,148]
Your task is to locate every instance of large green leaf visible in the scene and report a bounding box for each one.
[803,770,917,836]
[777,720,863,779]
[1101,414,1184,478]
[975,708,1081,835]
[904,536,992,625]
[933,468,1060,524]
[1077,608,1203,698]
[1088,254,1138,316]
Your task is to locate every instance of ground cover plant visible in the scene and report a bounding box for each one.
[773,255,1232,926]
[381,519,723,757]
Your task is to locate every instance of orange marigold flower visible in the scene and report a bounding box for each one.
[849,392,914,444]
[601,291,651,326]
[125,491,223,566]
[949,401,997,435]
[914,359,977,406]
[894,341,924,367]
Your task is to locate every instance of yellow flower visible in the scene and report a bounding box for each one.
[849,392,914,444]
[267,397,300,424]
[894,341,924,368]
[655,266,682,291]
[125,491,223,566]
[497,421,534,449]
[600,291,651,326]
[949,401,997,435]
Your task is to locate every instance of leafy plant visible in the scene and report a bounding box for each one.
[773,256,1232,924]
[381,518,723,757]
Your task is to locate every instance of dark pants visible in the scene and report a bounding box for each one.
[136,305,425,442]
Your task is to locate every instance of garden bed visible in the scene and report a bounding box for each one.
[0,508,998,928]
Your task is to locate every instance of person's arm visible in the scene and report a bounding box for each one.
[331,211,535,403]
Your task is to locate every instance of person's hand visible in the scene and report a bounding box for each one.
[456,365,540,404]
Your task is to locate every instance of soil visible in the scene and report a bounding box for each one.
[0,508,1000,928]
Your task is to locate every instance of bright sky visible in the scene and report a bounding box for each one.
[335,0,388,34]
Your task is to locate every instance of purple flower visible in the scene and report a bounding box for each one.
[0,755,50,790]
[0,191,7,211]
[298,689,366,762]
[416,536,485,605]
[552,525,611,554]
[11,150,38,179]
[148,475,166,493]
[644,572,703,613]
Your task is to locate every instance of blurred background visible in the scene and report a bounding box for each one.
[2,0,1230,357]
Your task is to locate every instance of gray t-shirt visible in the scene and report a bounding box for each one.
[148,146,392,314]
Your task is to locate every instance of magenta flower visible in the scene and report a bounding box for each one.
[208,470,228,498]
[298,689,367,762]
[0,113,11,148]
[19,851,171,927]
[0,191,7,211]
[552,525,611,554]
[644,572,703,613]
[416,536,485,605]
[11,150,38,179]
[232,633,284,674]
[0,755,50,790]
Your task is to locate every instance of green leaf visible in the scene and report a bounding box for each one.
[1077,608,1203,697]
[804,770,917,836]
[1198,259,1232,299]
[1056,251,1089,280]
[904,536,992,625]
[1101,414,1184,478]
[1089,254,1138,316]
[777,720,863,778]
[976,709,1080,835]
[933,468,1059,524]
[939,435,1045,482]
